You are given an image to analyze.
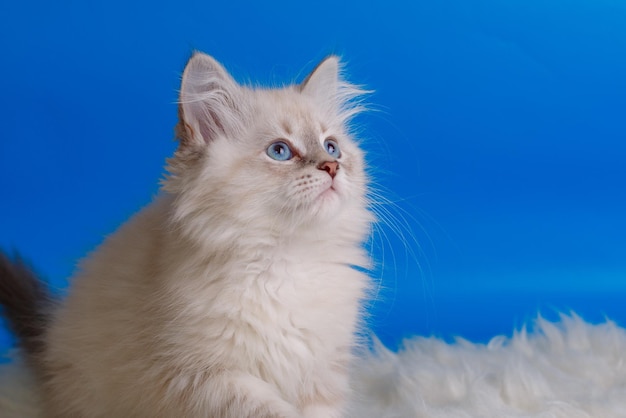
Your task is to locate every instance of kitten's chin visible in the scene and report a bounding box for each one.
[309,185,343,220]
[319,186,337,200]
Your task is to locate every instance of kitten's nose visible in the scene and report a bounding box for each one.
[317,161,339,178]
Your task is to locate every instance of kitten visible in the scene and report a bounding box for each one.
[0,52,374,417]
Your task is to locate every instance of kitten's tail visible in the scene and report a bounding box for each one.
[0,250,52,362]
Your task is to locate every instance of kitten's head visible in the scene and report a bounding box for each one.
[164,52,371,242]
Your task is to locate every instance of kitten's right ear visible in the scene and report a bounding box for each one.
[300,56,340,110]
[177,52,241,147]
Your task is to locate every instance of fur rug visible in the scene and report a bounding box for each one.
[1,314,625,417]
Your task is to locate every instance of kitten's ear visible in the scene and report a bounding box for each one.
[177,52,241,147]
[300,56,340,108]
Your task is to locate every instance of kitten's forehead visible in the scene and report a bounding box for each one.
[282,118,331,159]
[279,114,327,150]
[279,116,328,139]
[256,88,334,149]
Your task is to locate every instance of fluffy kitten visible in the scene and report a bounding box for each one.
[0,52,374,417]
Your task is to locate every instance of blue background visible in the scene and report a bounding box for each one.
[1,1,625,351]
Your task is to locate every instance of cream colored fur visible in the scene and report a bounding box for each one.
[4,314,626,417]
[33,53,374,417]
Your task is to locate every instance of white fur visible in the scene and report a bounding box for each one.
[17,53,374,417]
[4,314,626,417]
[349,313,626,418]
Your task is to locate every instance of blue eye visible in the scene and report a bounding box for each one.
[267,141,293,161]
[324,138,341,158]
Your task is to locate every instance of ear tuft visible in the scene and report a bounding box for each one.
[300,56,370,123]
[177,52,241,147]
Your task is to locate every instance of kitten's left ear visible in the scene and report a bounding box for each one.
[300,56,340,108]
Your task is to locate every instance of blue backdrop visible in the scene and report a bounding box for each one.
[1,1,625,350]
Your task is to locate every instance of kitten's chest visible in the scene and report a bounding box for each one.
[192,250,363,345]
[165,245,367,401]
[230,254,362,334]
[228,256,363,389]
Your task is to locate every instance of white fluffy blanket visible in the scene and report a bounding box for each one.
[1,314,625,417]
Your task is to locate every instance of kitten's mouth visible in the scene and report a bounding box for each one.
[318,181,338,199]
[309,175,340,206]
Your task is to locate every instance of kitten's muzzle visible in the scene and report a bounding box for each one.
[317,161,339,179]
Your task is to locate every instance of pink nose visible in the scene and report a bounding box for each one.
[317,161,339,178]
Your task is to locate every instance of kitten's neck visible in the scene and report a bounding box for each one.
[156,192,371,270]
[167,192,368,245]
